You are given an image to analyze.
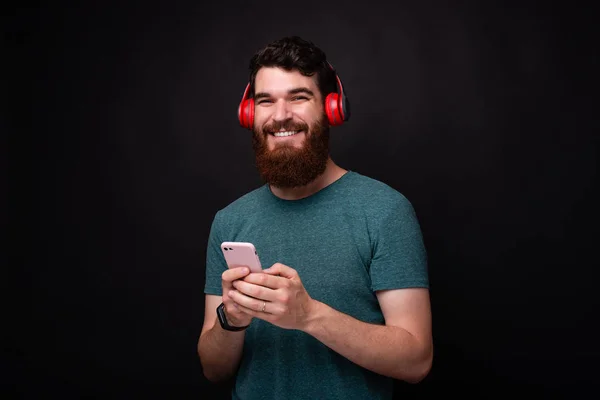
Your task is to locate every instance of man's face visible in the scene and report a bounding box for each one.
[251,67,330,188]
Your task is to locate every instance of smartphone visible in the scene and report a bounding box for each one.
[221,241,263,273]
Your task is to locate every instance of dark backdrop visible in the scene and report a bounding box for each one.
[12,1,598,398]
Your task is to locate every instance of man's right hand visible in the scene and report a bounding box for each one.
[221,266,253,328]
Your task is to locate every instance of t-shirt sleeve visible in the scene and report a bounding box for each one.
[369,195,429,291]
[204,210,228,296]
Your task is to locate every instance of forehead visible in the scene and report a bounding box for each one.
[254,67,319,96]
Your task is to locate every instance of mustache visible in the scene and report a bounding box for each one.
[263,120,309,133]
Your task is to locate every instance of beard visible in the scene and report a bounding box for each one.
[252,113,330,189]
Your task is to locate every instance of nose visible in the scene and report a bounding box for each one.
[272,99,292,123]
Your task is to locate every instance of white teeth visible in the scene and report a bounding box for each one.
[273,130,299,137]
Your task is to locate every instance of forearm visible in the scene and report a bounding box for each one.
[303,300,432,383]
[198,317,246,382]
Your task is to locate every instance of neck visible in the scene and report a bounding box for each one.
[269,158,347,201]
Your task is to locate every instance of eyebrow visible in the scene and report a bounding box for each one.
[254,87,315,100]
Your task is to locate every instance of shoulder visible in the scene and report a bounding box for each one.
[213,185,269,222]
[340,172,421,235]
[345,171,413,210]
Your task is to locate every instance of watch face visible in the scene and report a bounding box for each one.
[217,303,228,327]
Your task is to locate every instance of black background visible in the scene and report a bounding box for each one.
[11,1,599,398]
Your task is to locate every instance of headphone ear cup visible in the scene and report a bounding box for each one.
[238,98,254,129]
[238,83,254,130]
[339,92,350,122]
[325,93,344,126]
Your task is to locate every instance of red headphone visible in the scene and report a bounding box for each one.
[237,62,350,130]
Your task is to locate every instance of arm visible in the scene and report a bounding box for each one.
[305,287,433,383]
[197,267,254,382]
[228,264,433,383]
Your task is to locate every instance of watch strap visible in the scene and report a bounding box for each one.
[216,302,249,331]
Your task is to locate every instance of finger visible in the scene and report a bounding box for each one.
[263,263,297,279]
[235,302,278,321]
[229,288,274,313]
[222,266,250,282]
[233,279,278,301]
[242,272,288,290]
[233,295,283,320]
[227,289,283,317]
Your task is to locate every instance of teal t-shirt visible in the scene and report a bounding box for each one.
[204,171,429,400]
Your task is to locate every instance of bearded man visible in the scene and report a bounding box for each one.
[198,36,433,400]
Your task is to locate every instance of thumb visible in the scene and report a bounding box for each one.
[264,263,296,278]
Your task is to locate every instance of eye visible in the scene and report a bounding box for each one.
[291,96,308,101]
[257,99,273,105]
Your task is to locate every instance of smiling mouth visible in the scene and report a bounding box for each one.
[273,131,300,137]
[272,130,302,137]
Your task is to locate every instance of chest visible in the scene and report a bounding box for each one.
[225,205,381,318]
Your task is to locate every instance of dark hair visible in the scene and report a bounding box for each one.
[248,36,338,101]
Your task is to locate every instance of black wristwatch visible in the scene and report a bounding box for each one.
[216,302,250,331]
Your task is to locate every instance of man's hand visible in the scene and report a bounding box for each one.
[228,263,316,330]
[221,266,253,328]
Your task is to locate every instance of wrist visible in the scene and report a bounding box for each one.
[302,299,327,334]
[217,303,250,331]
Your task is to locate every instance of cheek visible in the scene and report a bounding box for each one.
[252,112,267,131]
[297,105,322,124]
[254,107,273,124]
